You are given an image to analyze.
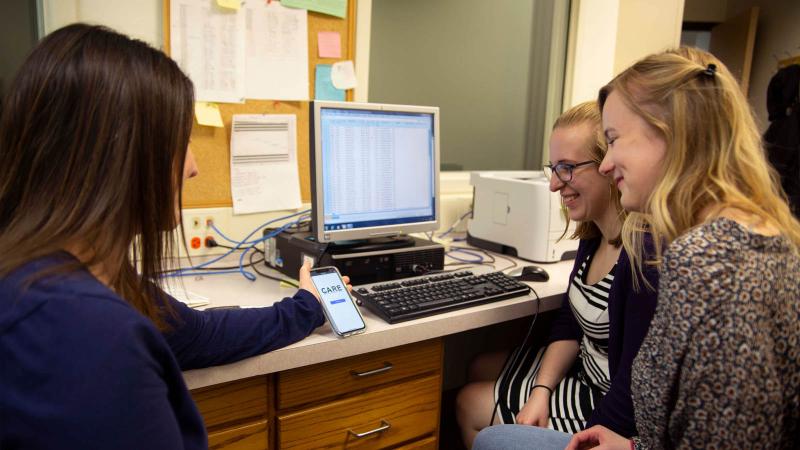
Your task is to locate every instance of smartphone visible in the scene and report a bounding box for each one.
[309,266,366,337]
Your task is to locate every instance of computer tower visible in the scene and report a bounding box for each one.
[263,230,445,285]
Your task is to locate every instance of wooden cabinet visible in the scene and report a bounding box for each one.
[277,340,442,409]
[208,421,269,450]
[192,376,272,450]
[191,338,443,449]
[277,338,443,449]
[277,375,440,448]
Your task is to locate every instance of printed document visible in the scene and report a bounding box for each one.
[171,0,246,103]
[230,114,302,214]
[244,1,309,100]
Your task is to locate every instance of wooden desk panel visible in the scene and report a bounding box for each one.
[208,420,269,450]
[277,339,442,409]
[191,376,270,431]
[277,374,441,449]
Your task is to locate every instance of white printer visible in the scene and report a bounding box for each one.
[466,171,578,263]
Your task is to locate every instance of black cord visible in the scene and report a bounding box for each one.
[249,247,300,288]
[489,286,541,426]
[212,242,239,250]
[491,252,519,273]
[444,246,519,273]
[442,262,496,270]
[264,219,311,236]
[157,248,265,274]
[454,247,496,266]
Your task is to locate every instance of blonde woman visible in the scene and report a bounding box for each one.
[465,102,658,449]
[566,48,800,449]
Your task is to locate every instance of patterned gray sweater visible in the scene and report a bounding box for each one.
[631,217,800,449]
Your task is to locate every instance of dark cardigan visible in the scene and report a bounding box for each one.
[545,237,659,438]
[0,254,325,449]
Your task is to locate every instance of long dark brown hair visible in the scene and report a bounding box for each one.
[0,24,194,329]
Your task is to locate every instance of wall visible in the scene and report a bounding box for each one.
[0,0,39,94]
[562,0,619,108]
[614,0,685,74]
[354,0,371,102]
[42,0,162,48]
[726,0,800,130]
[564,0,684,106]
[368,0,537,171]
[683,0,728,22]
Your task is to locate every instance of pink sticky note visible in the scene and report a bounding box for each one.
[318,31,341,58]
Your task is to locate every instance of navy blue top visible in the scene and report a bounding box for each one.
[0,254,325,449]
[546,237,659,438]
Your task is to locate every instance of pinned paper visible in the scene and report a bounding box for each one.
[315,64,345,101]
[244,1,309,100]
[317,31,341,58]
[331,60,357,90]
[195,102,224,128]
[230,114,302,214]
[172,0,246,103]
[216,0,241,10]
[281,0,347,19]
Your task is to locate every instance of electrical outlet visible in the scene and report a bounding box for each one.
[176,206,312,258]
[174,178,476,258]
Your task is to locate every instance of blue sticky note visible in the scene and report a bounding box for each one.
[315,64,345,101]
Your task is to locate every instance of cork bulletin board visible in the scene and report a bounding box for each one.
[163,0,357,208]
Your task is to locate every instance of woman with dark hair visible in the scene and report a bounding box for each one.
[0,24,334,449]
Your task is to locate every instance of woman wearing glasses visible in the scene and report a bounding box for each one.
[562,47,800,450]
[459,102,658,449]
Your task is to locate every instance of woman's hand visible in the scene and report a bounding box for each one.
[515,388,551,427]
[297,262,352,302]
[565,425,631,450]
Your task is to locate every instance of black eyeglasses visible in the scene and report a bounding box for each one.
[543,160,596,183]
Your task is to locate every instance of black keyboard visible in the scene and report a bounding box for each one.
[353,271,531,324]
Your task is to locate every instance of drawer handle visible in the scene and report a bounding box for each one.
[348,420,391,438]
[350,362,394,378]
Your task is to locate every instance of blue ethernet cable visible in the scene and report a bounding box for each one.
[445,247,484,264]
[209,209,310,246]
[437,209,473,239]
[163,209,310,280]
[234,215,310,281]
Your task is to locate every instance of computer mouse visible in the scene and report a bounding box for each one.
[518,265,549,282]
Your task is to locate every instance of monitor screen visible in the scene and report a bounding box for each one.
[311,101,440,243]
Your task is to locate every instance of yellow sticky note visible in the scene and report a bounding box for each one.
[195,102,224,128]
[216,0,241,11]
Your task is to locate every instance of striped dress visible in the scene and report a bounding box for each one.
[494,252,614,433]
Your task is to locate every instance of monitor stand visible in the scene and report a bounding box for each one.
[326,235,416,254]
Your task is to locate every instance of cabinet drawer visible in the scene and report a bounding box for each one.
[208,420,268,450]
[191,376,270,431]
[278,339,442,409]
[394,436,437,450]
[278,374,441,449]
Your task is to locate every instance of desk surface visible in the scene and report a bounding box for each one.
[179,257,575,390]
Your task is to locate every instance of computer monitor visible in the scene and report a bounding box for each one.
[310,101,440,243]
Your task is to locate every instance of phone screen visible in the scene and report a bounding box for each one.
[310,268,366,335]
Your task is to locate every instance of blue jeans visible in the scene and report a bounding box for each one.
[472,424,572,450]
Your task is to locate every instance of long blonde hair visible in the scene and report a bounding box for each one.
[598,47,800,273]
[552,101,625,245]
